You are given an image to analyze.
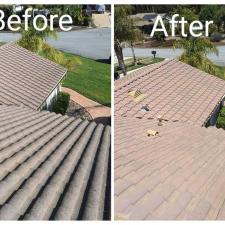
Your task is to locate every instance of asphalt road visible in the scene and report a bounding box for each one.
[0,28,111,60]
[122,46,225,66]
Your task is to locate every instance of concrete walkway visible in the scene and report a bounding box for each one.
[62,87,111,124]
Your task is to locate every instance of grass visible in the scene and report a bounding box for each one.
[62,52,111,107]
[115,57,164,74]
[214,65,225,80]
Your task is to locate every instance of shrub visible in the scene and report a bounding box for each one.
[210,32,223,42]
[219,107,225,117]
[216,106,225,129]
[52,92,70,115]
[83,15,92,26]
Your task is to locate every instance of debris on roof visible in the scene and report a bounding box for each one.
[114,58,225,220]
[115,59,225,126]
[0,105,111,220]
[147,129,159,136]
[141,105,150,112]
[128,90,147,102]
[115,116,225,220]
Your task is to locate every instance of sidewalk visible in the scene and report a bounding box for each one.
[62,87,111,124]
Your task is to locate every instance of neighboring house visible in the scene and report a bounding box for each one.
[130,13,171,34]
[0,105,111,220]
[12,4,24,13]
[115,59,225,126]
[114,59,225,220]
[85,4,106,15]
[0,42,67,110]
[33,8,50,17]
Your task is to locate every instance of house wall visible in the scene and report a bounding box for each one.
[208,103,221,126]
[207,95,225,126]
[40,85,60,110]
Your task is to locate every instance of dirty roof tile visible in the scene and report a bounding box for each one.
[0,42,67,110]
[0,105,111,220]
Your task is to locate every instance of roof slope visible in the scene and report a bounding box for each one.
[115,116,225,220]
[0,42,67,110]
[115,59,225,126]
[0,105,111,220]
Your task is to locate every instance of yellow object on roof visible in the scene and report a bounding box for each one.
[128,90,147,102]
[147,129,159,136]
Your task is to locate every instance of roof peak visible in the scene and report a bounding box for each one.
[115,58,177,91]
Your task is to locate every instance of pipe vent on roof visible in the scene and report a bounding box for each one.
[141,104,150,112]
[158,115,163,126]
[128,89,146,102]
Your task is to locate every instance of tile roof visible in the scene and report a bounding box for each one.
[115,59,225,126]
[0,42,67,110]
[0,105,111,220]
[114,116,225,220]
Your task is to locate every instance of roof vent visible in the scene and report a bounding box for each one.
[141,104,150,112]
[128,89,146,102]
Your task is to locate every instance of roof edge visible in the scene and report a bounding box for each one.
[114,58,176,91]
[1,41,67,73]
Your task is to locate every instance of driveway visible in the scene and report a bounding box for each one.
[0,28,111,60]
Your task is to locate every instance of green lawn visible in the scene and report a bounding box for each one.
[62,53,111,107]
[115,57,164,74]
[214,65,225,80]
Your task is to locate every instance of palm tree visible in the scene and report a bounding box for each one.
[68,5,84,25]
[114,5,133,75]
[174,38,219,75]
[127,24,144,66]
[18,21,57,53]
[18,21,79,70]
[114,5,144,74]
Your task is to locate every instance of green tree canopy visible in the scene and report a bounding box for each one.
[174,38,219,75]
[18,21,79,70]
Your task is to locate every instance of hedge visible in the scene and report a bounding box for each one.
[216,106,225,129]
[52,92,70,115]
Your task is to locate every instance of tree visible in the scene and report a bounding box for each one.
[174,38,219,75]
[128,26,143,66]
[114,5,133,75]
[115,5,144,74]
[18,21,79,70]
[18,21,57,53]
[173,6,199,37]
[199,5,218,22]
[68,5,84,25]
[215,6,225,32]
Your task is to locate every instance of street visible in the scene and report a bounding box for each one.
[0,28,111,60]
